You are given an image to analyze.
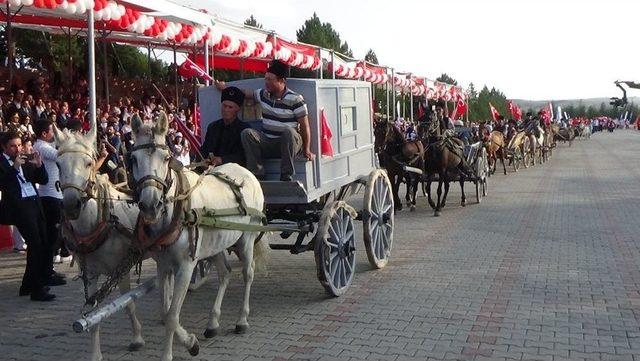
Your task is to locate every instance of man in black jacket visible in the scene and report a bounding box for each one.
[200,86,250,167]
[0,131,55,301]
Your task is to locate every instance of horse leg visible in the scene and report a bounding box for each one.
[161,261,199,361]
[157,263,173,324]
[442,174,450,209]
[500,148,507,175]
[204,253,231,338]
[86,274,103,361]
[118,274,145,351]
[459,174,466,207]
[406,173,417,211]
[426,175,436,210]
[233,232,258,334]
[391,172,402,211]
[435,176,443,216]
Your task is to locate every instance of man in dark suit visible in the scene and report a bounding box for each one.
[200,86,250,167]
[0,131,55,301]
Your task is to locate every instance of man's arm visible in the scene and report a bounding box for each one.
[297,115,314,161]
[214,80,254,100]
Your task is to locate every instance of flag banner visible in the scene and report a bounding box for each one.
[320,108,334,157]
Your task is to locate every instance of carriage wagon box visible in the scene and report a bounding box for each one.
[199,79,376,204]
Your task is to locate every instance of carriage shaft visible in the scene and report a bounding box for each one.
[73,277,156,333]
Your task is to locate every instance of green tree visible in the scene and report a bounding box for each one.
[364,49,378,64]
[244,15,263,29]
[296,13,353,57]
[436,73,457,86]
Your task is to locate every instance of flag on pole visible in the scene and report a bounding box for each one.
[452,99,467,120]
[320,108,334,157]
[489,102,501,121]
[178,56,214,81]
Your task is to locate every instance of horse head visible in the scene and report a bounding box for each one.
[54,117,98,220]
[374,120,405,154]
[130,111,174,224]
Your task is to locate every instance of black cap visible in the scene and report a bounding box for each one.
[221,86,245,107]
[267,60,290,79]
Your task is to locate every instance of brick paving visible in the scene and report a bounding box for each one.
[1,130,639,361]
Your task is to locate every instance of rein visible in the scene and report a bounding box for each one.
[57,149,98,198]
[58,148,134,255]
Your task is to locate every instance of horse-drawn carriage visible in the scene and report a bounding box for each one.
[65,78,394,361]
[200,78,395,296]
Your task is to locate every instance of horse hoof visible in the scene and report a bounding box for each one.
[461,201,466,207]
[434,211,440,217]
[188,339,200,356]
[128,341,145,351]
[235,324,248,334]
[410,205,416,212]
[204,328,219,339]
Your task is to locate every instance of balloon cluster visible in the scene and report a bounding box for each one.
[273,44,320,70]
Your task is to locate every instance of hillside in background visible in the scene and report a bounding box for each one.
[513,97,640,111]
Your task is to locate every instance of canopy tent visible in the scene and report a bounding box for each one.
[0,0,466,126]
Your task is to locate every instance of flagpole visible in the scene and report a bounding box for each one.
[204,39,210,86]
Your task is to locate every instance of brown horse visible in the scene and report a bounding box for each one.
[479,125,507,175]
[418,115,469,217]
[374,120,424,211]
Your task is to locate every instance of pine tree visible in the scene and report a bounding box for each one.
[296,13,353,57]
[244,15,263,29]
[364,49,378,64]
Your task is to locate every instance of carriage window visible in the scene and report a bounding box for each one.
[340,106,357,135]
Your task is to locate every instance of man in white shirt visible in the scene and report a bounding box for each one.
[34,120,70,272]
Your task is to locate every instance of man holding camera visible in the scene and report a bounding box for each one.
[0,131,53,301]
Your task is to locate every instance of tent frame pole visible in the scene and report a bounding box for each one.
[204,39,210,86]
[87,9,96,126]
[173,44,178,109]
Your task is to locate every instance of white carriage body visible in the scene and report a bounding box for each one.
[199,78,376,204]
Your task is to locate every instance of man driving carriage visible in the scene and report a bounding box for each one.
[200,87,250,167]
[214,60,314,181]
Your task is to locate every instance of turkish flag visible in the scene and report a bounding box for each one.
[489,103,501,121]
[452,99,467,120]
[508,101,522,121]
[320,108,334,157]
[515,106,522,121]
[418,101,425,119]
[178,56,213,81]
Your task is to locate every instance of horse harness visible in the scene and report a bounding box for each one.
[131,142,274,260]
[57,148,134,255]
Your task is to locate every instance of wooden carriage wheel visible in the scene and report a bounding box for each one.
[363,169,394,269]
[522,138,531,169]
[314,201,357,297]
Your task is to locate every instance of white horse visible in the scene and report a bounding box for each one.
[129,112,268,361]
[53,125,145,361]
[527,125,546,166]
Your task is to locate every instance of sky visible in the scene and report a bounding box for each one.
[179,0,639,101]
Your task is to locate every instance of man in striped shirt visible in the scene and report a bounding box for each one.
[215,60,314,181]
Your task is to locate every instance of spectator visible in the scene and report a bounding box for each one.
[0,131,56,301]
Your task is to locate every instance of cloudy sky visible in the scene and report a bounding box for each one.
[179,0,639,101]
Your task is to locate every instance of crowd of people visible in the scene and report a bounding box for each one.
[1,72,202,301]
[2,60,315,301]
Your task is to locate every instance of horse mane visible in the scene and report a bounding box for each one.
[57,129,97,157]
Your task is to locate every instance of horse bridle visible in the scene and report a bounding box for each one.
[57,149,97,198]
[129,142,178,200]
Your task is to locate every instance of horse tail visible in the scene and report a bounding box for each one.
[252,231,270,276]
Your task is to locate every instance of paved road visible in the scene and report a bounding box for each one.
[1,130,640,361]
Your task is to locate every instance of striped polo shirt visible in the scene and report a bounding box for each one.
[254,88,308,138]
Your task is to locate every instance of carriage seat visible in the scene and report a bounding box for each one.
[464,142,482,164]
[243,119,313,183]
[262,156,311,182]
